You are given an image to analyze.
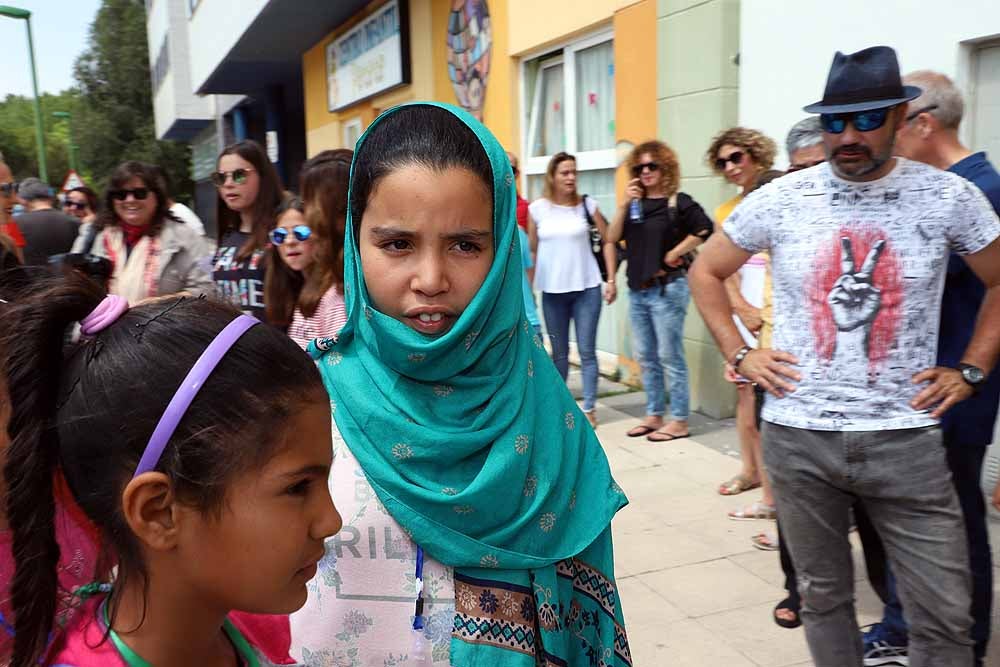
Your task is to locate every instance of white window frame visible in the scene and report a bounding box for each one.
[343,117,363,149]
[519,27,616,186]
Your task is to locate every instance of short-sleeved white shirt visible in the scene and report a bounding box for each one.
[724,158,1000,432]
[530,197,602,294]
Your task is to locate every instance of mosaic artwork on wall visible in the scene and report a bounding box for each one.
[446,0,492,120]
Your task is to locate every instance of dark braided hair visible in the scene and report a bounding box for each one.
[2,274,326,667]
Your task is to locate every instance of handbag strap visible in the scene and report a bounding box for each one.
[581,194,597,231]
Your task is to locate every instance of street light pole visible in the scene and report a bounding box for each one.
[52,111,78,173]
[0,5,48,183]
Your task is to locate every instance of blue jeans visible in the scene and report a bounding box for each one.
[628,277,690,420]
[879,442,992,666]
[542,286,602,412]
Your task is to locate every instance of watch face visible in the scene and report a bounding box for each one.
[963,366,985,384]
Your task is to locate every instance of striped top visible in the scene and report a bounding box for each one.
[288,285,347,350]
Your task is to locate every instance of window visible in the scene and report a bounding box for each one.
[971,43,1000,162]
[521,29,616,214]
[343,118,363,149]
[151,36,170,94]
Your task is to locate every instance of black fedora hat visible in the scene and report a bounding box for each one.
[804,46,921,114]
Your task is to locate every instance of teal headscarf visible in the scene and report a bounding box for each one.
[309,102,631,666]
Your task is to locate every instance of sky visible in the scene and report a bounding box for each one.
[0,0,103,98]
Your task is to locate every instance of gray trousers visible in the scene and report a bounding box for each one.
[761,422,973,667]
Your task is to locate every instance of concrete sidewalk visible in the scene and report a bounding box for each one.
[583,388,1000,666]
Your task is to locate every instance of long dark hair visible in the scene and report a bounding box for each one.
[350,105,493,236]
[264,195,306,326]
[68,186,99,214]
[215,140,284,262]
[96,162,173,237]
[2,274,325,667]
[299,149,352,315]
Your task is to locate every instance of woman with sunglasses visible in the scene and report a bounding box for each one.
[212,140,284,320]
[705,128,781,517]
[65,187,98,224]
[75,161,213,304]
[528,152,617,429]
[264,188,348,348]
[606,141,713,442]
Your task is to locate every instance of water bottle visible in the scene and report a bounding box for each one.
[629,198,642,223]
[408,629,433,665]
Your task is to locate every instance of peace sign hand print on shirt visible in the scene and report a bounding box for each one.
[828,237,885,332]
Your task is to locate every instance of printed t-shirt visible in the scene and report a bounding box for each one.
[940,151,1000,446]
[529,197,602,294]
[213,230,267,320]
[48,596,290,667]
[724,158,1000,432]
[287,285,348,350]
[518,228,541,328]
[290,419,455,666]
[622,193,713,291]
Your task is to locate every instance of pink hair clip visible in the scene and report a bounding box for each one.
[80,295,129,336]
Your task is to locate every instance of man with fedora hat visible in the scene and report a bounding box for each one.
[689,45,1000,667]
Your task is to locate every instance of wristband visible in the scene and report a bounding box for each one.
[731,345,752,371]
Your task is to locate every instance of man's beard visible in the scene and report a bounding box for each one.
[829,143,894,179]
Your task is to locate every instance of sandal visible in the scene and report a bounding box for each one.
[728,501,777,521]
[718,474,761,496]
[627,424,659,437]
[585,411,598,429]
[774,597,802,629]
[646,429,689,443]
[751,531,779,551]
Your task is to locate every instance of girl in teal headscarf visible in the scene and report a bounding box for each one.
[290,102,631,667]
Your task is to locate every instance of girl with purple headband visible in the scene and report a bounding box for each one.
[1,277,342,667]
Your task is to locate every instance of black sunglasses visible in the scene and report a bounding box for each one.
[271,225,312,245]
[714,151,744,171]
[65,200,88,210]
[905,104,939,122]
[631,162,661,176]
[820,108,891,134]
[212,168,254,187]
[0,182,17,197]
[109,187,150,201]
[60,253,114,281]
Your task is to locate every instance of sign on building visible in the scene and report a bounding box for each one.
[326,0,411,112]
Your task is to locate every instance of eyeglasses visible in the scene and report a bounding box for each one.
[65,200,88,210]
[212,168,255,187]
[820,108,891,134]
[109,187,150,201]
[905,104,939,122]
[270,225,312,245]
[0,182,17,197]
[61,253,114,281]
[714,151,744,171]
[631,162,661,176]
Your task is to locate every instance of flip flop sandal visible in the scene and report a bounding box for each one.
[751,532,779,551]
[774,597,802,629]
[728,501,777,521]
[718,474,761,496]
[627,424,659,437]
[646,430,690,443]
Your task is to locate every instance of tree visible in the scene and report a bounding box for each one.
[0,90,83,187]
[73,0,192,201]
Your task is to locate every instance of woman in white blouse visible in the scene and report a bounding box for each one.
[528,152,617,429]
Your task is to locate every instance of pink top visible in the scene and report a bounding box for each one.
[287,285,347,350]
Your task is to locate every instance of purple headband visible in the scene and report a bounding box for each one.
[133,314,259,477]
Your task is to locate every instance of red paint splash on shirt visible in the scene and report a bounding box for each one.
[808,227,903,373]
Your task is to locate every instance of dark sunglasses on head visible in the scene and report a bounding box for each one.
[820,108,891,134]
[109,187,150,201]
[905,104,939,122]
[0,182,17,197]
[211,167,254,187]
[58,253,114,281]
[714,151,744,171]
[631,162,661,176]
[270,225,312,245]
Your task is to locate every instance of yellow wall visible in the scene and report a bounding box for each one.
[303,0,515,156]
[613,0,657,196]
[507,0,638,55]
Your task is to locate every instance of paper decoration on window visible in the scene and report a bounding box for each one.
[588,92,597,106]
[447,0,493,121]
[554,101,561,112]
